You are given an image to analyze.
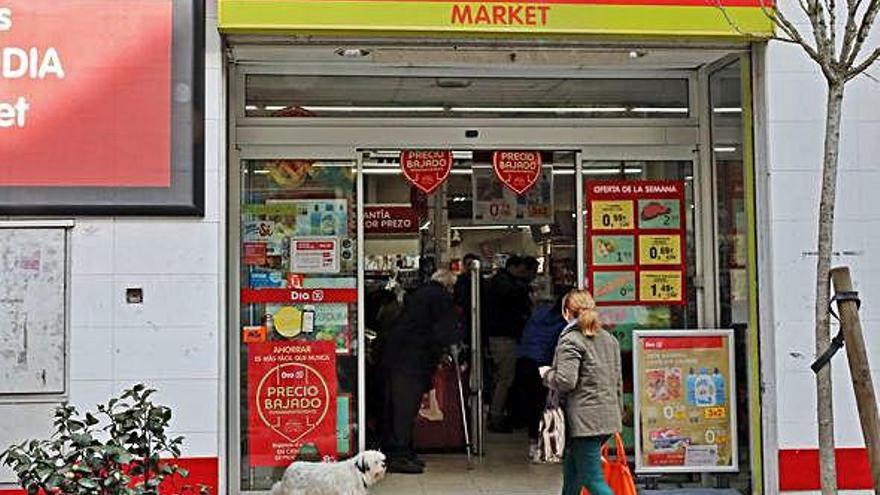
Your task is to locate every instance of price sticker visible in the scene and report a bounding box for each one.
[639,234,682,265]
[592,235,635,266]
[591,200,634,230]
[639,271,683,302]
[704,407,727,420]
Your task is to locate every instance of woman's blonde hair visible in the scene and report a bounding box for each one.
[563,289,602,337]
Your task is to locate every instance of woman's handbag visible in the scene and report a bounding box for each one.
[537,389,566,463]
[580,432,637,495]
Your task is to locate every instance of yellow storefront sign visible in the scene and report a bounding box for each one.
[639,270,683,303]
[639,234,682,265]
[218,0,774,38]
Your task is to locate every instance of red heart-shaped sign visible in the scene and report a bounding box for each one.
[493,151,543,195]
[400,150,454,194]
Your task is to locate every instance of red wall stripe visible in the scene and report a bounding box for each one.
[0,457,217,495]
[779,448,872,491]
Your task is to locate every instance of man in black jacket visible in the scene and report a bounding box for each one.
[381,269,459,474]
[485,256,533,432]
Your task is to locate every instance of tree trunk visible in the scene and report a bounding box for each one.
[815,81,845,495]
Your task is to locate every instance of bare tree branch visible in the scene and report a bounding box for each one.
[848,45,880,78]
[845,0,880,66]
[769,4,834,74]
[839,0,866,64]
[826,0,838,56]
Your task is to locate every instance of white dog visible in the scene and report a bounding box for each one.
[270,451,387,495]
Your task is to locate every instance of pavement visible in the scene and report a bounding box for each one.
[373,432,747,495]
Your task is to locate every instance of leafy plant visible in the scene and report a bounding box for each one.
[0,384,197,495]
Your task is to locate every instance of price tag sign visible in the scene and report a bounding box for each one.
[592,235,635,266]
[704,407,727,420]
[639,271,683,302]
[591,200,634,230]
[639,235,682,265]
[593,271,637,303]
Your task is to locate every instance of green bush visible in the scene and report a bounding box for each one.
[0,384,201,495]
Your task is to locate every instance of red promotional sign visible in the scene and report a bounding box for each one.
[399,150,453,194]
[0,0,172,187]
[492,151,543,195]
[241,288,359,304]
[248,340,337,466]
[365,205,420,234]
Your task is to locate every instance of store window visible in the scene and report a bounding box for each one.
[244,75,691,119]
[581,160,698,452]
[238,159,359,491]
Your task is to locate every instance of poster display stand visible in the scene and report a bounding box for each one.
[633,330,738,473]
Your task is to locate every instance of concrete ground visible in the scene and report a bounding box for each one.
[374,432,563,495]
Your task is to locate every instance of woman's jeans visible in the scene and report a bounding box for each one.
[562,436,613,495]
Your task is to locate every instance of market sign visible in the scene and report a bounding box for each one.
[365,205,420,234]
[400,150,453,195]
[218,0,774,38]
[0,0,203,215]
[633,330,738,473]
[492,151,542,195]
[586,180,686,306]
[248,340,338,466]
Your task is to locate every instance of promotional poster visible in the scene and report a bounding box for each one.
[248,340,338,467]
[472,167,553,224]
[586,180,686,306]
[633,330,737,473]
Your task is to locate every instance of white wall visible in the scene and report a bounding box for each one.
[0,6,225,486]
[765,0,880,462]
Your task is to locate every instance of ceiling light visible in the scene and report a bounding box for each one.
[582,168,643,175]
[630,107,689,113]
[713,146,737,153]
[713,107,742,113]
[301,106,445,113]
[450,106,627,113]
[628,50,647,59]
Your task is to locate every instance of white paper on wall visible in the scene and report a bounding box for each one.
[0,228,67,394]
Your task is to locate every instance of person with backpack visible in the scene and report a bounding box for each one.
[540,289,623,495]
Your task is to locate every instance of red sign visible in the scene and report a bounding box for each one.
[365,205,420,234]
[643,336,724,350]
[243,243,268,266]
[400,150,453,194]
[492,151,543,195]
[585,180,687,307]
[241,288,359,304]
[0,0,172,187]
[248,341,337,466]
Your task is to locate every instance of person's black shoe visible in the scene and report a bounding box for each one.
[408,453,426,468]
[388,457,424,474]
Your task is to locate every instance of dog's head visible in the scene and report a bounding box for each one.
[354,450,387,487]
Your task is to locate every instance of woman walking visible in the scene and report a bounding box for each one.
[540,289,623,495]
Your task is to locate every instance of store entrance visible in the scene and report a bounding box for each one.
[361,149,578,471]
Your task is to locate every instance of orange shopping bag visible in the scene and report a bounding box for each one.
[580,433,638,495]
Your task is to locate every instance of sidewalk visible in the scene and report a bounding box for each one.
[374,433,561,495]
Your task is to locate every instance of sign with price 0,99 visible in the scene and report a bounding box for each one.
[586,180,686,306]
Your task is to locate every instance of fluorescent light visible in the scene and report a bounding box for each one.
[265,105,287,111]
[713,107,742,114]
[713,146,737,153]
[552,169,575,176]
[301,106,445,113]
[453,225,532,231]
[582,167,643,175]
[245,105,258,111]
[450,106,627,113]
[630,107,689,114]
[451,169,472,175]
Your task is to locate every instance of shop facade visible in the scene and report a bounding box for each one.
[1,1,879,494]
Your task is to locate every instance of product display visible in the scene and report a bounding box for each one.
[472,166,553,224]
[633,331,737,473]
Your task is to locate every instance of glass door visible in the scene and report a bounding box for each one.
[234,158,361,492]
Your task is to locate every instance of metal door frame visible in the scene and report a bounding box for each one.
[226,58,728,494]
